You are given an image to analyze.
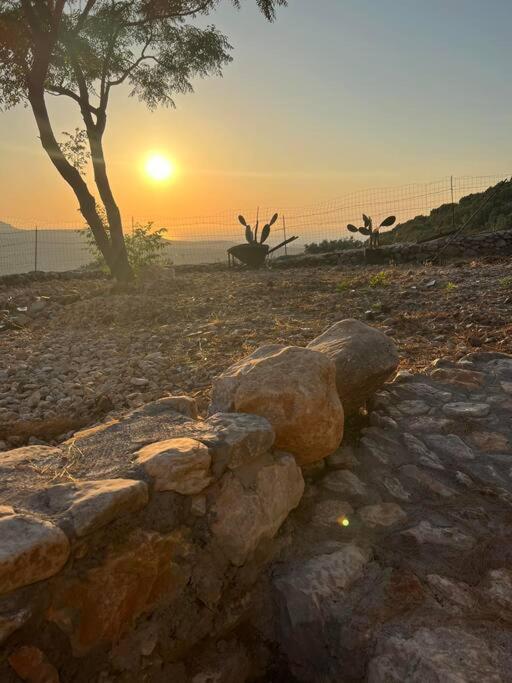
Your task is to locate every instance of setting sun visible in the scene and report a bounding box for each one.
[145,153,174,182]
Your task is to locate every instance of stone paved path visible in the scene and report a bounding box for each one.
[270,352,512,682]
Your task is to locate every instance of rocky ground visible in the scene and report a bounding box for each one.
[2,255,512,448]
[3,349,512,681]
[269,351,512,681]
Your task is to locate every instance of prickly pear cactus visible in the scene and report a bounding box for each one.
[346,214,396,248]
[238,212,279,245]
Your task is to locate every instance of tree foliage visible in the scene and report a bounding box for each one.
[0,0,287,279]
[304,237,361,254]
[380,179,512,245]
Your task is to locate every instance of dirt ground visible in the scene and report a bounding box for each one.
[2,255,512,444]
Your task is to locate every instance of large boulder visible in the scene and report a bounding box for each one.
[308,319,399,414]
[210,345,344,465]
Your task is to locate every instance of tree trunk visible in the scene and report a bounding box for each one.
[27,87,121,274]
[28,88,133,281]
[23,13,131,282]
[87,123,133,282]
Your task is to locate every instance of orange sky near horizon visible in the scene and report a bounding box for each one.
[1,0,511,234]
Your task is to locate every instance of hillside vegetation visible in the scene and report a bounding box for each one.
[382,178,512,244]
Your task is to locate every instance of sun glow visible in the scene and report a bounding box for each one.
[145,154,174,182]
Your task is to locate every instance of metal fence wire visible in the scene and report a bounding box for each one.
[0,173,510,276]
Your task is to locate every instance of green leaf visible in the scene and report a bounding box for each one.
[380,215,396,227]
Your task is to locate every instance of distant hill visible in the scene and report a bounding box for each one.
[0,222,260,275]
[381,178,512,245]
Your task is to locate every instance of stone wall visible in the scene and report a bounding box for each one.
[4,322,512,681]
[336,228,512,265]
[0,398,304,681]
[274,228,512,269]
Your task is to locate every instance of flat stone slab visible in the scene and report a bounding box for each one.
[206,412,275,469]
[401,465,456,498]
[322,470,367,497]
[397,400,431,416]
[136,438,212,494]
[325,446,359,470]
[0,402,222,510]
[45,479,149,537]
[358,503,407,528]
[423,433,475,460]
[471,431,511,453]
[401,521,475,550]
[63,398,219,480]
[442,402,491,418]
[427,574,476,613]
[369,628,503,682]
[480,569,512,621]
[274,544,372,618]
[0,446,66,508]
[0,514,70,594]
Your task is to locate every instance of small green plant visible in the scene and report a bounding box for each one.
[445,281,458,291]
[500,276,512,288]
[368,271,390,288]
[60,128,90,176]
[125,224,167,273]
[347,214,396,249]
[336,279,352,292]
[84,221,167,275]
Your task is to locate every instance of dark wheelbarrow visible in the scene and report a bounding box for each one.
[228,237,299,268]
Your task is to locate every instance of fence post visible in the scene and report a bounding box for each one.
[450,176,456,232]
[34,225,38,272]
[282,215,288,256]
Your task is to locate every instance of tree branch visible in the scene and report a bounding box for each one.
[124,0,213,28]
[75,0,98,32]
[106,32,153,92]
[46,83,101,113]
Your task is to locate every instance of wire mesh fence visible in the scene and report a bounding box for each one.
[1,173,510,277]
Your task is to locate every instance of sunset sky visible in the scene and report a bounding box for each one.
[0,0,511,227]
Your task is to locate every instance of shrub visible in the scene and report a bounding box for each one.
[368,271,390,288]
[84,221,167,275]
[304,237,360,254]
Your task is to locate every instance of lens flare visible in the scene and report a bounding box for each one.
[338,516,350,528]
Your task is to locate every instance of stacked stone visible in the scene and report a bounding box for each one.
[4,319,512,681]
[0,397,304,681]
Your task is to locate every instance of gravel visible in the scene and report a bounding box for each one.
[1,256,512,447]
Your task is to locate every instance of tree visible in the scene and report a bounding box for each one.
[0,0,287,280]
